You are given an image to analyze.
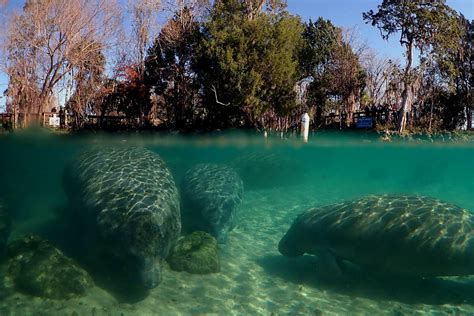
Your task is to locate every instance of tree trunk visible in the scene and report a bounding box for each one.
[346,93,356,127]
[398,41,414,134]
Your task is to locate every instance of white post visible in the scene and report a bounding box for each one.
[301,112,310,143]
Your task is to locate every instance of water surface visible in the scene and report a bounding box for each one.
[1,129,474,315]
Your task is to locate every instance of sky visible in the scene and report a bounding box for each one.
[287,0,473,60]
[0,0,473,112]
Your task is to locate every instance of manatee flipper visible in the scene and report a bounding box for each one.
[316,250,345,278]
[335,256,348,273]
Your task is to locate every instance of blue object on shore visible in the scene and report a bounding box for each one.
[357,117,373,128]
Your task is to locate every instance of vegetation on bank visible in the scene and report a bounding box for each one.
[1,0,473,133]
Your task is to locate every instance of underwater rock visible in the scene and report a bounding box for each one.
[167,231,220,274]
[182,163,243,242]
[64,147,181,289]
[279,195,474,278]
[0,202,11,255]
[7,235,93,299]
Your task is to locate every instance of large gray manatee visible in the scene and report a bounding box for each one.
[181,163,243,242]
[279,195,474,278]
[65,147,180,288]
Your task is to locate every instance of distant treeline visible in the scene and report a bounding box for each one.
[2,0,473,133]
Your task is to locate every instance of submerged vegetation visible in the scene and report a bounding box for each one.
[0,0,472,133]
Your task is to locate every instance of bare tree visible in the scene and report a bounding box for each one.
[383,60,403,107]
[362,49,392,106]
[127,0,161,76]
[160,0,209,43]
[4,0,119,121]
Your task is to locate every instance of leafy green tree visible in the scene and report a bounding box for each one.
[364,0,463,133]
[425,17,473,130]
[299,17,338,78]
[301,19,365,127]
[194,0,303,129]
[145,6,201,129]
[325,37,366,124]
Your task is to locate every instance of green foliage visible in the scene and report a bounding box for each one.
[299,17,338,77]
[145,7,202,129]
[301,19,366,124]
[193,0,303,129]
[59,0,469,132]
[363,0,461,54]
[364,0,464,132]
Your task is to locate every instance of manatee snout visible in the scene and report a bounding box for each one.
[278,229,305,257]
[210,200,237,243]
[140,257,162,289]
[215,227,229,243]
[126,218,165,289]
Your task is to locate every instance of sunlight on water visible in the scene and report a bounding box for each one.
[0,130,474,315]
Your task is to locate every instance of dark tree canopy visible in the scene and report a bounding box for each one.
[299,17,338,78]
[193,0,303,129]
[145,6,201,129]
[3,0,472,132]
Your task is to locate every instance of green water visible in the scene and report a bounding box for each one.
[1,129,474,315]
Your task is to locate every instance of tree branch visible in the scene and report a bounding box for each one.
[211,85,230,106]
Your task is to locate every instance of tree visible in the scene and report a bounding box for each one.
[299,17,338,79]
[145,3,202,129]
[325,33,366,124]
[66,42,106,128]
[194,0,302,130]
[4,0,119,123]
[127,0,161,77]
[301,19,365,127]
[364,0,463,133]
[362,50,392,107]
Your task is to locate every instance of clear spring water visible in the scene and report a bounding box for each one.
[1,128,474,315]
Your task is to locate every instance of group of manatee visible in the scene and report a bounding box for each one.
[3,146,474,297]
[62,147,244,290]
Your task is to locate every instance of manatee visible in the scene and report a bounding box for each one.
[64,147,180,288]
[181,163,243,242]
[279,195,474,278]
[230,152,300,189]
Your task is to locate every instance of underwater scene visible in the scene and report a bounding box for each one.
[1,130,474,315]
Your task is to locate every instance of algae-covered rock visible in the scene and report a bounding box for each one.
[0,202,10,255]
[167,232,220,274]
[7,235,93,299]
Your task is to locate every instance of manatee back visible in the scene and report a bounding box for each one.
[181,163,243,239]
[67,147,181,257]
